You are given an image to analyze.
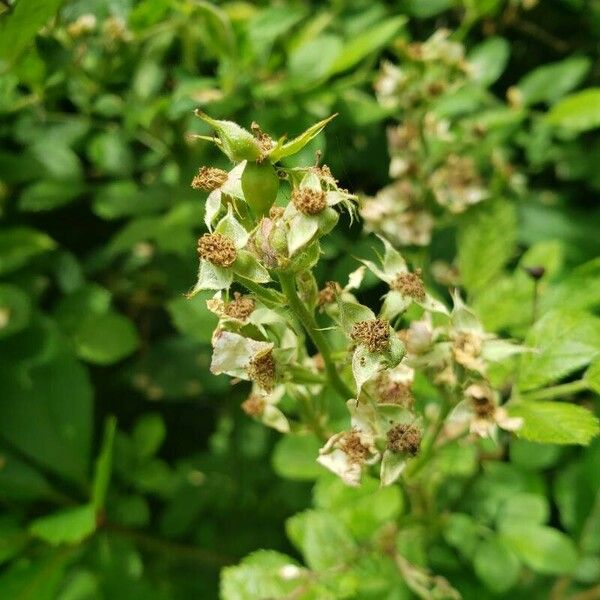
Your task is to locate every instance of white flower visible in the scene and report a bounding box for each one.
[317,401,381,486]
[210,330,273,382]
[189,208,270,295]
[317,429,379,486]
[361,236,448,320]
[203,162,246,229]
[449,382,523,441]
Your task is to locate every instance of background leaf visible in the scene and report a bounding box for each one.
[546,88,600,132]
[518,310,600,391]
[509,401,599,445]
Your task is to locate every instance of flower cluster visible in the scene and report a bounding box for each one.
[362,30,525,247]
[189,114,525,489]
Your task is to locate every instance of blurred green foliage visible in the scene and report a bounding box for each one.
[0,0,599,598]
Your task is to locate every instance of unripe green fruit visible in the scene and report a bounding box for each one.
[269,222,288,256]
[242,161,280,218]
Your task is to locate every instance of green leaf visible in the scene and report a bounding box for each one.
[29,504,96,546]
[546,88,600,133]
[501,524,578,575]
[509,439,562,470]
[327,16,407,76]
[31,140,82,181]
[74,312,139,365]
[403,0,454,17]
[132,413,165,459]
[497,492,549,527]
[0,518,27,565]
[196,1,236,58]
[508,401,599,445]
[0,0,64,68]
[269,114,337,163]
[0,227,56,275]
[288,34,343,84]
[554,440,600,551]
[458,199,516,294]
[220,550,301,600]
[286,510,357,570]
[0,550,72,600]
[87,131,133,177]
[585,357,600,395]
[272,434,323,481]
[541,257,600,314]
[92,417,117,512]
[473,536,521,593]
[0,324,93,484]
[518,310,600,390]
[314,476,403,540]
[0,284,31,339]
[443,513,480,560]
[18,180,85,212]
[0,447,57,502]
[516,57,591,106]
[247,6,306,63]
[468,37,510,86]
[167,292,217,345]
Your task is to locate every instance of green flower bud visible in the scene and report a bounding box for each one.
[242,161,279,218]
[195,111,261,162]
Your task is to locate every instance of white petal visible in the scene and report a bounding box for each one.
[496,408,523,432]
[210,331,272,378]
[262,405,290,433]
[317,448,362,487]
[448,400,474,424]
[346,266,366,291]
[470,418,496,438]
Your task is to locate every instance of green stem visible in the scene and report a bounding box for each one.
[278,271,354,402]
[521,379,588,402]
[237,276,285,308]
[405,401,453,479]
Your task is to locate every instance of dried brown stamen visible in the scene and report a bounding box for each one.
[387,423,422,455]
[472,396,495,419]
[197,233,237,267]
[292,188,327,216]
[224,292,255,320]
[269,206,285,219]
[340,430,371,464]
[241,394,266,417]
[317,281,342,307]
[191,166,228,191]
[247,349,276,391]
[452,332,482,368]
[391,269,425,301]
[377,376,414,408]
[467,384,496,419]
[351,319,390,353]
[251,122,275,158]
